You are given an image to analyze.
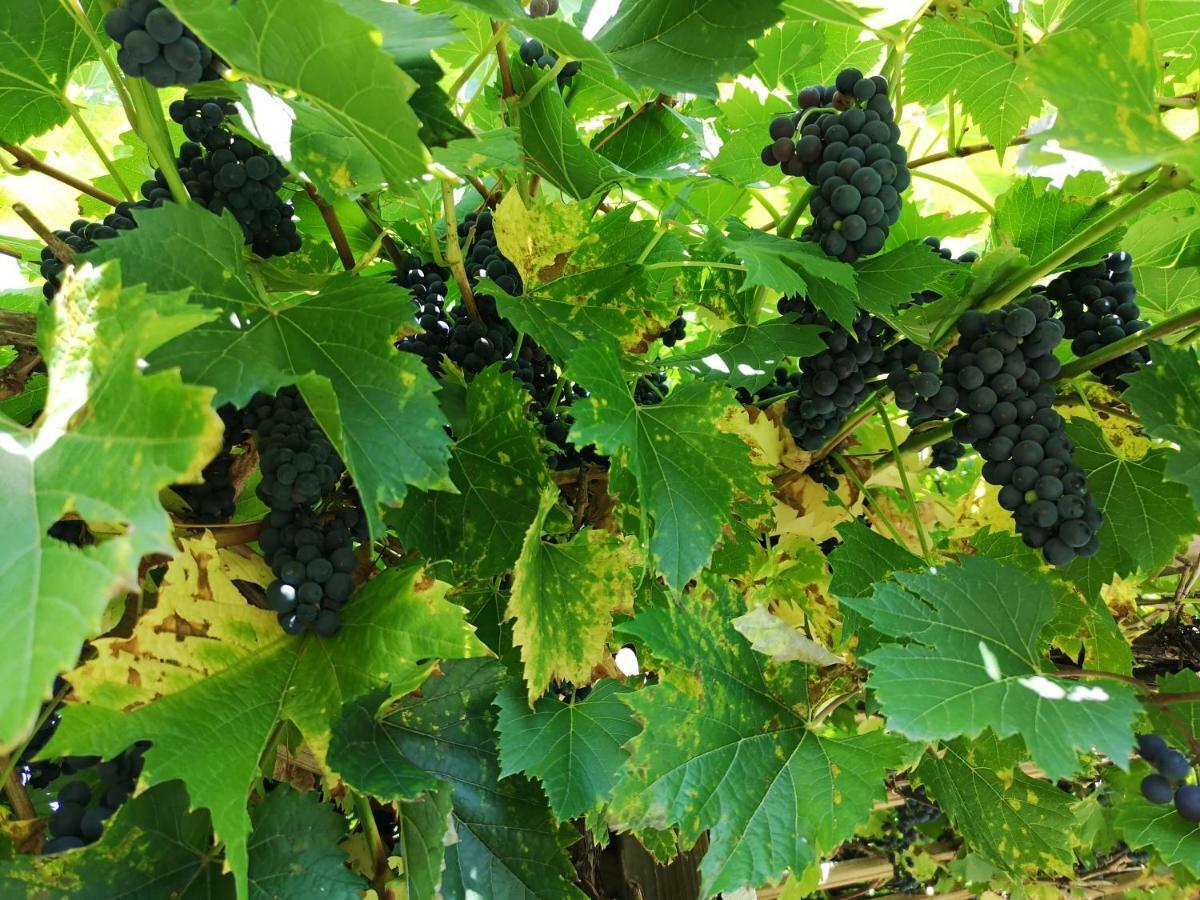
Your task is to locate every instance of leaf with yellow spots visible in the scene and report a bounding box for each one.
[509,487,639,700]
[612,577,912,896]
[392,367,552,579]
[916,733,1076,877]
[568,338,768,590]
[1025,20,1183,171]
[0,263,220,752]
[44,534,487,900]
[494,190,594,287]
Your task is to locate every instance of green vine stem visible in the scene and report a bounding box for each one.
[125,78,190,206]
[643,259,747,273]
[57,0,138,132]
[2,143,120,206]
[67,105,134,201]
[518,57,569,109]
[1058,302,1200,378]
[449,23,509,99]
[440,179,481,321]
[777,186,814,239]
[831,451,910,548]
[875,398,933,563]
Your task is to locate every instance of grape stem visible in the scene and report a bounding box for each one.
[125,77,191,206]
[906,136,1032,169]
[440,179,482,321]
[1058,303,1200,379]
[448,23,509,99]
[67,104,135,201]
[303,183,355,271]
[56,0,138,132]
[643,260,747,273]
[875,398,933,563]
[492,20,516,100]
[777,186,814,239]
[831,452,911,549]
[2,143,122,207]
[351,789,391,895]
[593,97,659,152]
[13,203,74,264]
[910,169,995,215]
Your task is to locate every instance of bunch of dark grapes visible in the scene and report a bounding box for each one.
[941,297,1102,565]
[1138,733,1200,822]
[104,0,219,86]
[394,254,452,373]
[40,742,148,854]
[38,203,150,300]
[930,438,966,471]
[518,39,582,88]
[762,68,908,261]
[884,340,954,426]
[659,315,687,348]
[243,387,361,636]
[1041,251,1150,388]
[173,405,244,523]
[634,372,670,406]
[872,786,944,894]
[777,296,890,451]
[527,0,559,15]
[158,97,301,258]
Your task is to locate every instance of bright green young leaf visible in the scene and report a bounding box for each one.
[613,578,912,895]
[991,177,1112,271]
[86,204,453,542]
[0,1,96,144]
[916,734,1076,877]
[1025,20,1182,170]
[247,787,366,899]
[44,537,485,900]
[393,367,551,579]
[854,241,967,326]
[0,264,220,750]
[844,557,1142,780]
[328,660,585,900]
[594,0,783,98]
[396,783,455,900]
[751,18,824,91]
[509,487,639,699]
[1123,343,1200,515]
[568,339,767,590]
[593,104,703,179]
[1063,420,1198,598]
[495,679,640,820]
[905,17,1037,159]
[510,54,623,200]
[0,781,226,898]
[1147,0,1200,77]
[166,0,428,186]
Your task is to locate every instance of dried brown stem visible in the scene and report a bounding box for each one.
[492,20,515,99]
[0,310,37,347]
[13,203,74,264]
[304,182,355,271]
[3,766,36,820]
[2,143,121,206]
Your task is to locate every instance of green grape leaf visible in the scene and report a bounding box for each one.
[789,19,885,94]
[1063,420,1198,598]
[396,783,455,900]
[1148,669,1200,755]
[392,368,552,579]
[1134,266,1200,321]
[0,1,95,144]
[843,557,1142,780]
[707,85,793,187]
[916,734,1076,877]
[1117,765,1200,874]
[328,660,585,900]
[750,17,824,90]
[86,204,453,543]
[495,679,640,820]
[166,0,428,186]
[613,579,912,895]
[722,220,860,328]
[1147,0,1200,77]
[44,537,486,900]
[1025,20,1182,171]
[568,339,767,590]
[509,488,639,700]
[778,0,879,28]
[0,781,228,898]
[666,317,828,393]
[594,0,783,98]
[854,240,968,332]
[511,54,623,200]
[0,264,220,750]
[593,104,704,179]
[1123,342,1200,515]
[828,520,924,601]
[247,787,365,898]
[432,128,524,176]
[905,18,1037,158]
[1121,193,1200,268]
[991,177,1111,271]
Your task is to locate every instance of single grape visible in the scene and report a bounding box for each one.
[1141,773,1174,804]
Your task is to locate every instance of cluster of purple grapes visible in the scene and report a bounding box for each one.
[172,405,244,523]
[103,0,220,87]
[38,203,150,300]
[1138,733,1200,822]
[761,68,908,261]
[243,387,361,636]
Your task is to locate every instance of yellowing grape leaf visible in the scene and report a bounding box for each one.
[45,534,486,900]
[509,487,638,700]
[0,263,221,750]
